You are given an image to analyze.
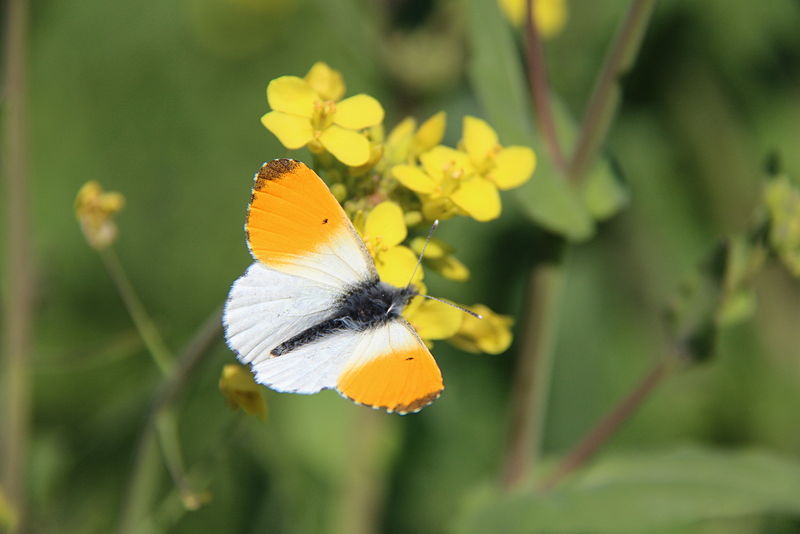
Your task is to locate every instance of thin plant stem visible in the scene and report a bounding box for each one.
[568,0,656,182]
[337,410,392,534]
[538,358,674,491]
[1,0,33,531]
[100,248,174,375]
[501,239,564,490]
[524,0,567,174]
[117,308,222,534]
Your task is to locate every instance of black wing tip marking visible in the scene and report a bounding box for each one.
[255,158,300,189]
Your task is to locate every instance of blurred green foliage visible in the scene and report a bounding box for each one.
[3,0,800,533]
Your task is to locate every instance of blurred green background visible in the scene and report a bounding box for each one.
[4,0,800,532]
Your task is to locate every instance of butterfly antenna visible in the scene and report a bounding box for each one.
[419,294,483,319]
[406,219,439,289]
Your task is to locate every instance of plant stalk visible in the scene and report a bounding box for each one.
[117,308,222,534]
[501,238,564,490]
[538,358,673,491]
[524,0,567,173]
[2,0,33,531]
[100,248,174,375]
[568,0,656,182]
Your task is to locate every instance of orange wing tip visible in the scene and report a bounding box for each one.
[338,388,443,415]
[255,158,300,190]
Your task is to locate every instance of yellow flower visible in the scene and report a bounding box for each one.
[498,0,568,39]
[448,304,513,354]
[410,237,470,281]
[404,294,463,345]
[460,116,536,190]
[383,112,447,167]
[358,201,422,287]
[392,145,501,222]
[260,63,384,167]
[219,364,267,419]
[74,181,125,250]
[304,61,345,101]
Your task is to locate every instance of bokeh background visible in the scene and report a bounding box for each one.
[3,0,800,532]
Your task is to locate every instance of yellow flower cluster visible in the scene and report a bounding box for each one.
[261,63,527,354]
[74,181,125,250]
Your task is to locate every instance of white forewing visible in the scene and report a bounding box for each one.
[223,262,341,366]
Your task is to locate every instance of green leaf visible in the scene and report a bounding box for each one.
[464,0,533,146]
[464,0,595,241]
[716,288,757,326]
[454,447,800,534]
[513,164,595,241]
[764,174,800,277]
[582,159,630,221]
[548,95,629,222]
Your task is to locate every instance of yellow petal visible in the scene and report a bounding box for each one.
[392,165,437,194]
[430,255,470,281]
[404,298,463,340]
[450,177,501,221]
[497,0,568,38]
[387,117,416,146]
[333,94,385,130]
[462,116,499,165]
[376,245,422,287]
[385,117,416,164]
[536,0,568,39]
[491,146,536,190]
[266,76,318,117]
[413,111,446,153]
[420,145,474,180]
[304,62,346,101]
[219,364,267,419]
[365,201,407,248]
[421,196,460,221]
[409,236,450,259]
[260,111,314,149]
[319,125,371,166]
[448,304,513,354]
[404,210,423,227]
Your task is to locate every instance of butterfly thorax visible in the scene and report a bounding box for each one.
[270,278,417,357]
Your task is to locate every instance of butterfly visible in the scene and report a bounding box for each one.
[222,158,444,414]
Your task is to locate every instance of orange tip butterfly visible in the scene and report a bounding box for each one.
[223,159,444,414]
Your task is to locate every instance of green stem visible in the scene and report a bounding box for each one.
[336,410,392,534]
[568,0,656,182]
[1,0,33,531]
[538,358,674,491]
[501,237,564,489]
[117,429,162,534]
[117,308,222,534]
[100,248,174,375]
[524,0,567,173]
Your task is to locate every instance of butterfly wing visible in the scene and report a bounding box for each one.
[225,159,442,412]
[337,319,443,414]
[225,158,377,372]
[223,262,341,367]
[243,318,443,413]
[245,158,376,288]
